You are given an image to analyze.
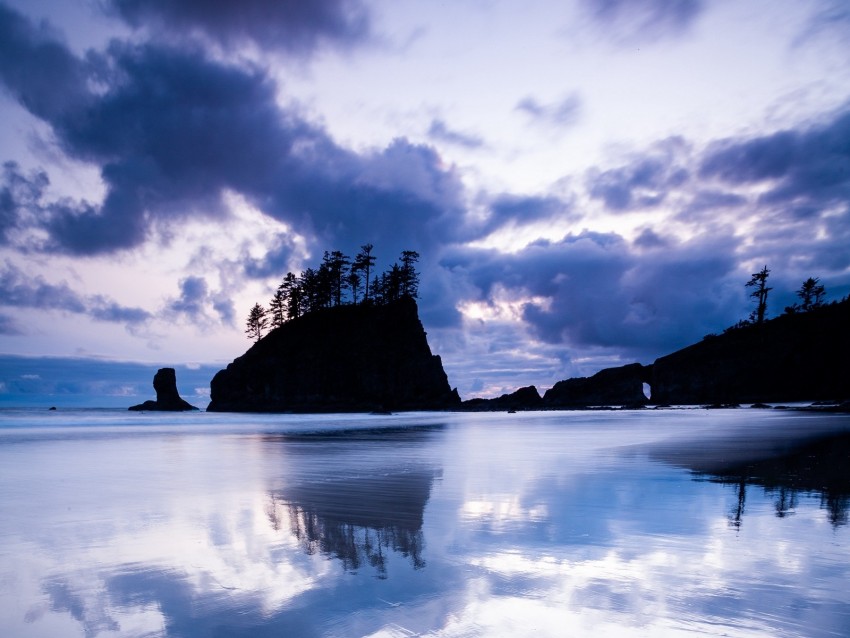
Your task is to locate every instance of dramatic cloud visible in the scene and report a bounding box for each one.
[699,109,850,223]
[0,5,467,261]
[0,262,151,326]
[104,0,372,56]
[515,93,582,128]
[583,0,705,41]
[445,230,744,361]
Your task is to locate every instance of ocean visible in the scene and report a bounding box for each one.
[1,407,848,637]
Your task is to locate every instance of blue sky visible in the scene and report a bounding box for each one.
[1,0,849,405]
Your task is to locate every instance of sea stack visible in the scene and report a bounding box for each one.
[129,368,199,411]
[207,297,460,413]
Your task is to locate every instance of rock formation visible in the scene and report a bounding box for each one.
[542,363,649,408]
[129,367,198,411]
[462,385,543,411]
[207,297,460,412]
[649,299,850,405]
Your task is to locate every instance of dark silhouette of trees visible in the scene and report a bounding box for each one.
[797,277,826,311]
[354,244,376,303]
[323,250,350,307]
[400,250,420,299]
[347,268,362,305]
[268,286,286,329]
[281,272,301,320]
[245,245,422,341]
[785,277,827,315]
[245,303,268,343]
[746,265,771,324]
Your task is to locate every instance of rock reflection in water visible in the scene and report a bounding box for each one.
[267,469,437,577]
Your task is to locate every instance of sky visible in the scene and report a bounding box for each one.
[1,0,849,406]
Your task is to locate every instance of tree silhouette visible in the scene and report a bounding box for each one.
[797,277,825,311]
[245,303,268,342]
[323,250,350,307]
[280,272,301,320]
[245,245,421,332]
[399,250,420,299]
[347,268,362,305]
[354,244,376,303]
[268,285,286,329]
[746,265,771,324]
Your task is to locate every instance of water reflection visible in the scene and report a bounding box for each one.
[651,420,850,528]
[2,410,849,637]
[266,468,436,576]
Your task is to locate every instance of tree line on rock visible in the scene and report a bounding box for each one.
[246,245,420,342]
[713,266,839,337]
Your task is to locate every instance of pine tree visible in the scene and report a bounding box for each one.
[245,303,268,342]
[354,244,376,303]
[746,265,771,324]
[797,277,826,311]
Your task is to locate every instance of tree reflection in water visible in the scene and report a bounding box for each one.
[653,427,850,529]
[266,469,437,577]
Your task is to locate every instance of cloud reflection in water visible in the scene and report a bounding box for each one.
[0,410,848,637]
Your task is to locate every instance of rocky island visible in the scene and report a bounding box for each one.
[129,367,198,411]
[464,297,850,410]
[207,297,460,413]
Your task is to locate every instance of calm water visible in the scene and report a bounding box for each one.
[0,408,848,637]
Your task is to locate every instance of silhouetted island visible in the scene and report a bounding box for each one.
[207,297,460,412]
[129,367,198,411]
[465,296,850,410]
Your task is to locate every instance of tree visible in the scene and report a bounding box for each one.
[797,277,825,312]
[347,268,362,305]
[280,271,301,320]
[323,250,350,307]
[268,285,286,329]
[354,244,376,303]
[746,265,771,324]
[399,250,420,299]
[245,303,268,343]
[378,263,403,303]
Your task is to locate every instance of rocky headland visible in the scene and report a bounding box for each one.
[207,297,460,413]
[649,298,850,405]
[129,367,198,411]
[464,298,850,410]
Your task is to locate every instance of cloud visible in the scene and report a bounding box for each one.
[103,0,372,56]
[515,93,582,128]
[0,3,88,122]
[0,161,49,246]
[582,0,705,42]
[444,230,744,361]
[165,276,234,327]
[427,119,484,149]
[0,6,467,263]
[699,109,850,222]
[586,137,690,211]
[0,262,151,326]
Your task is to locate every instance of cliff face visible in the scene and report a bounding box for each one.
[650,299,850,404]
[543,363,649,408]
[207,297,460,412]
